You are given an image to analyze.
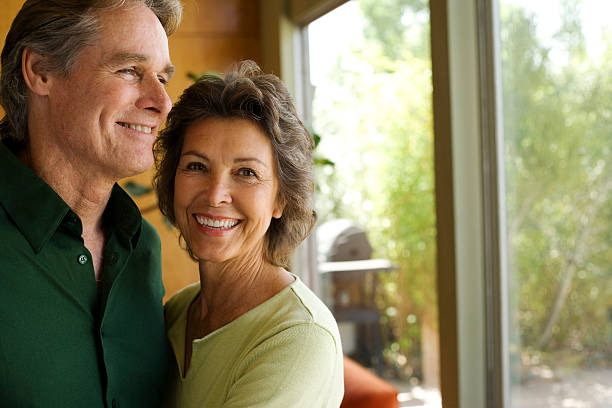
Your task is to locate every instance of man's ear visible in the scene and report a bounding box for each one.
[22,48,52,96]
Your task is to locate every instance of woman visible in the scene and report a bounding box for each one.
[154,61,344,407]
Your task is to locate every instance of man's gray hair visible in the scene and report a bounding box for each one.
[0,0,182,149]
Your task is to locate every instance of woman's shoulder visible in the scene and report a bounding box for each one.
[288,278,338,325]
[260,275,341,347]
[164,282,201,326]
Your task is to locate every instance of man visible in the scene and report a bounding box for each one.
[0,0,182,406]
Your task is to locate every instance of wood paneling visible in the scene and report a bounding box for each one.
[179,0,258,35]
[166,36,261,103]
[0,0,24,41]
[0,0,26,118]
[1,0,262,301]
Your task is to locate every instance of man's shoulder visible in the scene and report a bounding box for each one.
[140,216,161,243]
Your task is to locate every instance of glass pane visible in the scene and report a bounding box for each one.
[498,1,612,407]
[307,1,440,406]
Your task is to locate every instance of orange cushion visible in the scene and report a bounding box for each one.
[341,356,399,408]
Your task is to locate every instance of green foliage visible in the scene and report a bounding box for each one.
[501,1,612,368]
[311,131,335,168]
[359,0,429,60]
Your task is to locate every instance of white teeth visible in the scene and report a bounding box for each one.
[119,122,152,134]
[195,215,239,229]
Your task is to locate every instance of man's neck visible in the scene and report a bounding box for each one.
[19,144,113,223]
[19,143,112,279]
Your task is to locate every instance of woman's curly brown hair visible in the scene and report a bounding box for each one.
[153,60,316,268]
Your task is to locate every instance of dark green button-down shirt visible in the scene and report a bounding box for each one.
[0,141,168,407]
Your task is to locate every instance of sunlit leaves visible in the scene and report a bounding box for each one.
[501,1,611,365]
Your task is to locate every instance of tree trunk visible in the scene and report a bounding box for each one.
[536,260,576,349]
[535,182,612,349]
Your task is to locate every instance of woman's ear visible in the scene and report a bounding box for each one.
[272,198,285,219]
[22,48,51,96]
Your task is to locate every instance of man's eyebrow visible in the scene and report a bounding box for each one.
[108,52,175,78]
[109,52,147,65]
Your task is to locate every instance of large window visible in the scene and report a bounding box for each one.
[495,0,612,406]
[306,1,440,406]
[272,0,612,406]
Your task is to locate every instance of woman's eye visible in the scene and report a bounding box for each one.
[237,168,257,178]
[186,162,205,171]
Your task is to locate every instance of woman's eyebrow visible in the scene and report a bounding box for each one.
[181,151,208,160]
[180,152,268,168]
[234,157,268,167]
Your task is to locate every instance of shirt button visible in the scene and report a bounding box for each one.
[109,252,119,266]
[77,254,88,264]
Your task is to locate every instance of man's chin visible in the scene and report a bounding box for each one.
[114,156,155,181]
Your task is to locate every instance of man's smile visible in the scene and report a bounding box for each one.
[117,122,153,134]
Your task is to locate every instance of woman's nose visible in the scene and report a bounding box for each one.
[205,174,232,207]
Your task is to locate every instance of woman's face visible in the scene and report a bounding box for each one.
[173,117,284,264]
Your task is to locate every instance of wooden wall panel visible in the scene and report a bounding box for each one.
[0,1,24,40]
[1,0,262,301]
[0,0,26,117]
[166,36,261,103]
[166,0,261,104]
[179,0,258,35]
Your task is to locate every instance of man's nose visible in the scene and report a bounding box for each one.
[137,75,172,118]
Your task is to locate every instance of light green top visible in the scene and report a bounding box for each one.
[164,275,344,407]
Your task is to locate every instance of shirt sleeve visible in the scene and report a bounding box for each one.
[222,322,344,408]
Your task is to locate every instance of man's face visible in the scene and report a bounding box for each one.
[45,3,173,180]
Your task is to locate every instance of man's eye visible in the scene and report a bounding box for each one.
[118,68,140,77]
[186,162,205,171]
[158,76,169,86]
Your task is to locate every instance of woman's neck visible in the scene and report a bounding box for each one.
[183,254,294,375]
[195,255,292,333]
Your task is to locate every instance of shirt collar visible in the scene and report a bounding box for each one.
[105,183,143,248]
[0,140,70,253]
[0,140,143,252]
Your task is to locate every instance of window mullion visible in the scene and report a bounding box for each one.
[477,0,510,406]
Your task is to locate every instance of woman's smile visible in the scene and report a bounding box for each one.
[193,214,241,236]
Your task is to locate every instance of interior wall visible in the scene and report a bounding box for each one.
[0,0,262,301]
